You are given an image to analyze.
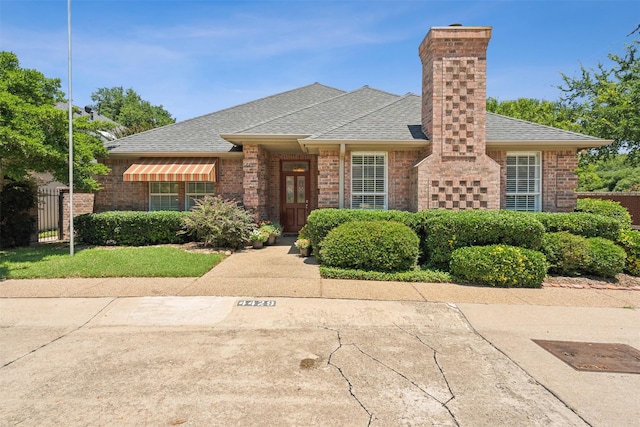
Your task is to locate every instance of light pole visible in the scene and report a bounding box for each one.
[67,0,74,256]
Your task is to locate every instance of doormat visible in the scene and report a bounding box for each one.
[532,339,640,374]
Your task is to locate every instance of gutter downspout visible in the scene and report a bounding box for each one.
[339,144,345,209]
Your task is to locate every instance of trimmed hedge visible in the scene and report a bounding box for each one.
[319,220,420,272]
[587,237,626,278]
[75,211,191,246]
[618,228,640,276]
[306,209,419,261]
[450,244,548,288]
[575,198,632,229]
[423,210,545,268]
[541,232,626,278]
[541,232,591,276]
[529,211,621,241]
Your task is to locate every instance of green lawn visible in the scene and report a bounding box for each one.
[0,244,225,279]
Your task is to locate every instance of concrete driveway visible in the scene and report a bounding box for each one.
[1,296,594,426]
[1,237,639,426]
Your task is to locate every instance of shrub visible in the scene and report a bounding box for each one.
[617,228,640,276]
[586,237,626,278]
[0,178,37,248]
[541,232,592,276]
[450,245,548,288]
[529,212,621,241]
[319,265,452,283]
[306,209,419,261]
[76,211,190,246]
[320,220,420,272]
[575,198,632,229]
[181,196,255,249]
[423,210,545,268]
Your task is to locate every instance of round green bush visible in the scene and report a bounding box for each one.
[424,210,545,268]
[541,232,592,276]
[319,220,420,272]
[586,237,626,278]
[450,245,548,288]
[576,198,632,229]
[618,228,640,276]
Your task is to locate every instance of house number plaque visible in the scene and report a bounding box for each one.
[237,300,276,307]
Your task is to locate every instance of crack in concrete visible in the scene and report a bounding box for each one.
[394,323,459,426]
[1,298,117,369]
[323,327,374,426]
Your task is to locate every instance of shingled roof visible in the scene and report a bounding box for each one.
[107,82,609,155]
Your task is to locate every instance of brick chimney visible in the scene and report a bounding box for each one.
[412,25,500,210]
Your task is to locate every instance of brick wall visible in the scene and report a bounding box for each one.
[95,159,147,212]
[95,157,237,212]
[488,150,579,212]
[318,150,340,208]
[577,192,640,226]
[59,190,95,240]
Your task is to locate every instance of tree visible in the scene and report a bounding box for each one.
[91,86,175,136]
[0,51,110,192]
[558,39,640,164]
[486,97,580,132]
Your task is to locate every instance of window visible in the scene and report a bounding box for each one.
[185,182,215,210]
[505,152,541,211]
[149,182,179,211]
[351,152,387,210]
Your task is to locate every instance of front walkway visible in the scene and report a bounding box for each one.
[1,236,639,308]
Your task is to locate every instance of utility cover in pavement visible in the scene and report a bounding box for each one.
[533,339,640,374]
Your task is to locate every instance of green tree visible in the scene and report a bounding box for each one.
[559,39,640,164]
[486,97,580,131]
[0,51,109,192]
[91,86,175,136]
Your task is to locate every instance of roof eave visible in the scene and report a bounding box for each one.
[220,133,312,145]
[486,139,613,151]
[107,151,244,159]
[299,139,429,154]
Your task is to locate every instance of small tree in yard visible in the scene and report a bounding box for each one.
[181,196,255,249]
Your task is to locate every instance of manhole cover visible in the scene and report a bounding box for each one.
[533,339,640,374]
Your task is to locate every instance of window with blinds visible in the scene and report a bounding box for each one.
[351,152,387,210]
[505,152,541,211]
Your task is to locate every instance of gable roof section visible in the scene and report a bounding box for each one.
[107,83,345,156]
[230,86,400,137]
[307,94,426,141]
[106,82,610,156]
[486,113,609,149]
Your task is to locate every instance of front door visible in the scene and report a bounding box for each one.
[281,161,310,233]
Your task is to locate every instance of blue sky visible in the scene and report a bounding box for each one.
[1,0,638,121]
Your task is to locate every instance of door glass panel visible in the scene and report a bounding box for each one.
[296,176,306,203]
[286,176,295,203]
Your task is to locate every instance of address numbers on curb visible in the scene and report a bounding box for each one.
[237,300,276,307]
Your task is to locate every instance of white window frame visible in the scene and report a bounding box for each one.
[149,182,179,211]
[505,151,542,212]
[185,182,215,210]
[350,152,388,210]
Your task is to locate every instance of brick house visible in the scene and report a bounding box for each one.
[95,25,610,233]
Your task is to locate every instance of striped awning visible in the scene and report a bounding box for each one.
[123,158,217,182]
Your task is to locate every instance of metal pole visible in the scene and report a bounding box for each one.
[67,0,74,256]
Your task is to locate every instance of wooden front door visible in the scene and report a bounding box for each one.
[281,165,309,233]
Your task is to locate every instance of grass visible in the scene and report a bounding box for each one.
[0,244,225,279]
[319,265,453,283]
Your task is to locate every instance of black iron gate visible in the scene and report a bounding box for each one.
[37,188,59,242]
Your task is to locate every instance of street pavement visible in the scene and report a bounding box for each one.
[1,236,639,426]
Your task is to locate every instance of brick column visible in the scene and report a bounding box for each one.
[59,189,95,240]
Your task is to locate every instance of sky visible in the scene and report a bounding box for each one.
[1,0,638,122]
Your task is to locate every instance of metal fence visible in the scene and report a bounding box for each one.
[37,188,60,242]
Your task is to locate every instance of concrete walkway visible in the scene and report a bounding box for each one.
[1,235,640,308]
[1,236,639,426]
